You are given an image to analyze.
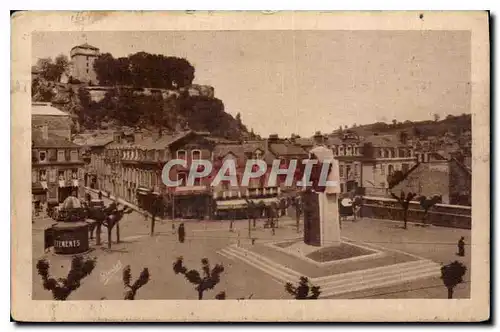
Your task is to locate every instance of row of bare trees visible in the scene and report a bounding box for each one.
[36,253,466,300]
[390,190,441,229]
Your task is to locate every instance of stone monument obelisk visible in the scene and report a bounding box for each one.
[302,146,341,247]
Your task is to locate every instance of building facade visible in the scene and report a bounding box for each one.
[304,131,417,197]
[32,103,85,205]
[70,43,100,84]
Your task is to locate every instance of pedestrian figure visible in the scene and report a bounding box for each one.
[457,237,465,256]
[171,222,176,234]
[98,191,103,200]
[178,223,185,243]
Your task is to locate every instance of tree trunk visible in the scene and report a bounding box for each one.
[96,223,101,246]
[107,227,112,249]
[198,289,203,300]
[150,215,155,236]
[447,287,454,299]
[248,215,251,238]
[116,222,120,243]
[403,209,408,229]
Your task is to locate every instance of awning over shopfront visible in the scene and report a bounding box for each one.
[136,187,151,195]
[32,183,46,194]
[174,186,210,196]
[216,197,279,210]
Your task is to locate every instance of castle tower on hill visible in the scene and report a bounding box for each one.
[70,43,100,85]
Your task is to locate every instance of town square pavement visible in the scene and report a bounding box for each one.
[32,195,471,300]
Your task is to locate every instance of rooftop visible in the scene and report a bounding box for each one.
[32,103,69,117]
[32,131,80,149]
[72,132,115,147]
[71,43,99,51]
[362,134,408,147]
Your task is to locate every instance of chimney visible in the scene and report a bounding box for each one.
[268,134,279,142]
[41,125,49,141]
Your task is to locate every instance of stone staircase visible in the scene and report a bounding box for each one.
[217,244,442,298]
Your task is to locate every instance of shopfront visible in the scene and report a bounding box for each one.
[173,186,212,219]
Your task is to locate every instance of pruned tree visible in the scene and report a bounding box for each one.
[418,195,441,225]
[36,256,96,300]
[245,198,258,232]
[285,276,321,300]
[102,204,134,249]
[390,191,417,229]
[441,261,467,299]
[173,257,224,300]
[123,265,150,300]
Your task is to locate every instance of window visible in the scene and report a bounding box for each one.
[346,165,352,179]
[378,149,383,158]
[71,169,78,179]
[402,163,409,173]
[388,164,394,176]
[192,150,201,160]
[340,183,344,193]
[177,173,187,186]
[70,150,78,161]
[194,177,202,186]
[58,171,65,181]
[39,151,47,162]
[346,145,352,156]
[57,150,65,162]
[39,169,47,181]
[49,169,56,182]
[339,165,344,178]
[381,164,385,175]
[86,69,89,74]
[354,164,359,177]
[177,150,187,160]
[390,148,395,158]
[331,146,337,155]
[339,145,344,156]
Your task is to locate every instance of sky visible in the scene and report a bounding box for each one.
[32,30,471,137]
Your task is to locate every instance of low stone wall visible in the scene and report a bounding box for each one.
[361,196,471,229]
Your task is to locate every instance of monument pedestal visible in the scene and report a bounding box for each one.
[303,191,340,247]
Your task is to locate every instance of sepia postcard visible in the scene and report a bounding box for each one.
[11,11,490,322]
